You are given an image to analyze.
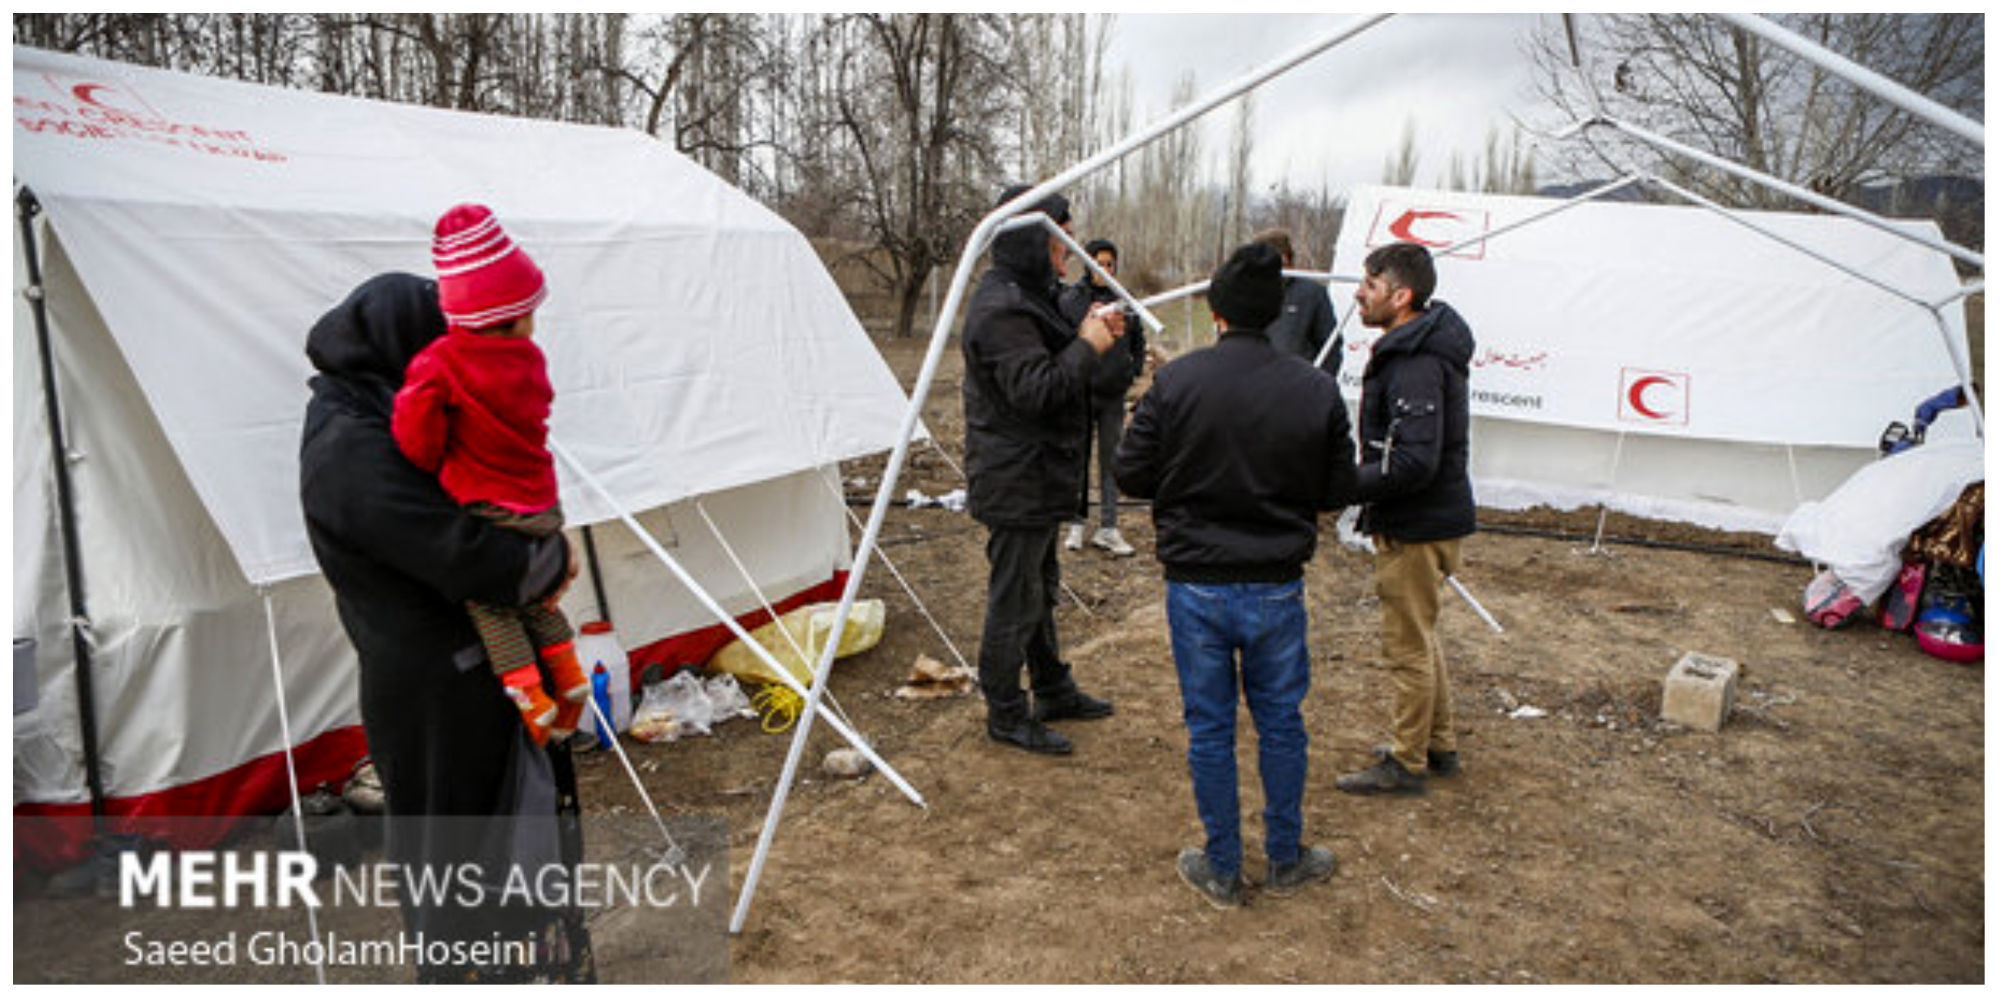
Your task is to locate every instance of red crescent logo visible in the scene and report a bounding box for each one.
[1627,376,1673,419]
[72,83,116,108]
[1387,210,1459,247]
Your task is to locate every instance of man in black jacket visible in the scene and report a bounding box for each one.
[1334,241,1477,798]
[300,273,584,980]
[963,185,1126,755]
[1058,237,1145,557]
[1115,241,1358,908]
[1252,228,1341,378]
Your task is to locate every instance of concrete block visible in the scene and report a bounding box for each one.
[1661,652,1739,732]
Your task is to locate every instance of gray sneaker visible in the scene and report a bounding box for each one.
[1265,845,1337,896]
[1176,847,1245,909]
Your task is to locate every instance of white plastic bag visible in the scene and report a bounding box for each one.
[702,673,756,723]
[629,670,715,743]
[1775,440,1983,604]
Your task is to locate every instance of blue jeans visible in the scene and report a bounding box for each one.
[1166,579,1312,880]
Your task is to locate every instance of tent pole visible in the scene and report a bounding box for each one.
[17,187,109,822]
[689,498,861,733]
[730,12,1399,936]
[579,525,611,624]
[1593,117,1983,271]
[1711,13,1984,147]
[1643,174,1940,312]
[259,588,326,986]
[547,439,923,806]
[998,213,1166,335]
[1925,304,1985,438]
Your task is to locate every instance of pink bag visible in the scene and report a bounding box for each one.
[1803,570,1864,629]
[1878,561,1927,633]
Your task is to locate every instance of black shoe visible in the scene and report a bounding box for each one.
[1031,689,1114,723]
[1176,847,1245,909]
[987,717,1074,755]
[1336,749,1427,796]
[1372,744,1459,778]
[1265,845,1338,897]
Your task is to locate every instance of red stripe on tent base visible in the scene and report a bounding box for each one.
[14,572,849,875]
[14,724,367,874]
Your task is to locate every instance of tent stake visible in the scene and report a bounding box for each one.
[1591,432,1628,555]
[17,187,109,822]
[1446,576,1504,634]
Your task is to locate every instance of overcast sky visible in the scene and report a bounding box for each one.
[1101,12,1552,196]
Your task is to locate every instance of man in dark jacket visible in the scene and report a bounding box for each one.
[1058,237,1145,557]
[1252,228,1341,378]
[300,273,583,980]
[1334,241,1477,798]
[1115,241,1358,908]
[963,185,1126,755]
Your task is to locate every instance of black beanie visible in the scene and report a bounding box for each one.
[1209,241,1284,330]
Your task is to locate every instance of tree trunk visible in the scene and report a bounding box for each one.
[894,266,930,340]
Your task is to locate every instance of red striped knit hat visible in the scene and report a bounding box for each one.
[432,203,547,331]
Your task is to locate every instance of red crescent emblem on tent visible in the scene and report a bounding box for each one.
[1627,376,1672,419]
[72,83,117,108]
[1387,210,1459,247]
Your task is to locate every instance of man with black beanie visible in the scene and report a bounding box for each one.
[962,184,1126,755]
[1116,241,1358,908]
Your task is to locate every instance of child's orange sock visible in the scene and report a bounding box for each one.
[501,664,557,746]
[542,641,590,738]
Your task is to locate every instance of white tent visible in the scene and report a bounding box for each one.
[12,45,915,864]
[1325,184,1974,534]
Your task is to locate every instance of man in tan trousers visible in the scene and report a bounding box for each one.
[1335,243,1477,797]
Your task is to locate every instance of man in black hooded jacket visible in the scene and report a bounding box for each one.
[962,185,1127,755]
[300,273,583,980]
[1333,242,1477,799]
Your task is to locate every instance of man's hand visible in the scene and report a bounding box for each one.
[1078,303,1127,355]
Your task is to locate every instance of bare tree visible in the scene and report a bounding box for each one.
[1526,14,1983,208]
[820,14,1014,338]
[1381,116,1420,186]
[1225,93,1256,248]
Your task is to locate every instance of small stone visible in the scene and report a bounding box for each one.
[822,748,872,778]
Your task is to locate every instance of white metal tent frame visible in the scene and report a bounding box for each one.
[720,11,1984,931]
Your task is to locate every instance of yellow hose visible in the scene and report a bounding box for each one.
[751,684,800,734]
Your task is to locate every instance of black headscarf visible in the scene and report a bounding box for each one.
[304,272,448,408]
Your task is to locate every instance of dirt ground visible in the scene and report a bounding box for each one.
[17,335,1977,985]
[561,337,1984,984]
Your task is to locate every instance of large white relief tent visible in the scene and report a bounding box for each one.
[1327,184,1974,534]
[12,45,914,862]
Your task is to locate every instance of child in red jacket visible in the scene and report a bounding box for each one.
[392,203,588,745]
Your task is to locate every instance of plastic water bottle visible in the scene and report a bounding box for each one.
[575,621,632,741]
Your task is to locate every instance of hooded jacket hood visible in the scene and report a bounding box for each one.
[989,186,1071,292]
[1366,300,1474,375]
[305,272,448,397]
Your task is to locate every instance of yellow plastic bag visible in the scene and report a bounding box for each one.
[708,599,886,691]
